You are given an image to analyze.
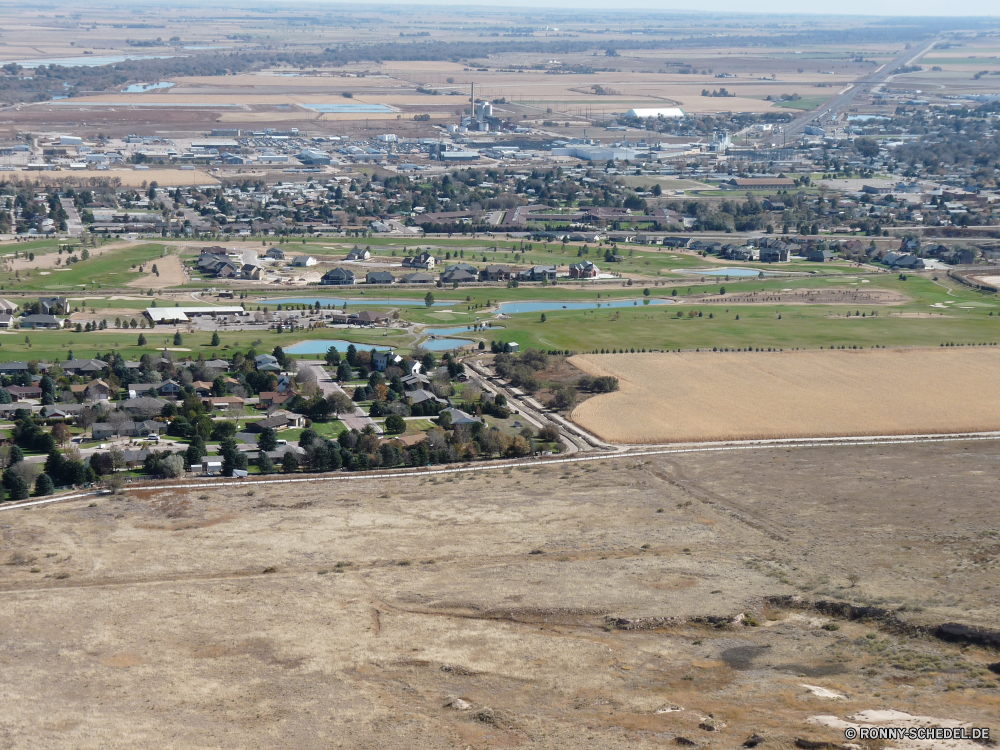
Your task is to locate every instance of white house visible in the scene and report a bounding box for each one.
[292,255,318,267]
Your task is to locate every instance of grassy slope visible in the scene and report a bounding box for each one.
[4,243,170,292]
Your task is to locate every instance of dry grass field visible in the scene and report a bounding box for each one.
[570,348,1000,444]
[0,443,998,748]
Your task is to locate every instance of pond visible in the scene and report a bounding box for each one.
[301,103,395,113]
[421,326,486,337]
[683,268,778,277]
[496,299,672,314]
[17,54,177,67]
[123,81,175,93]
[262,296,451,308]
[284,340,394,355]
[421,338,475,351]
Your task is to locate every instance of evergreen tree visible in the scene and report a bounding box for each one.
[138,333,147,346]
[210,332,221,347]
[35,473,54,496]
[8,474,29,501]
[257,452,276,474]
[173,332,183,346]
[281,452,299,474]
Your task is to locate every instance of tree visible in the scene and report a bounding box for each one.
[51,422,71,446]
[540,313,546,323]
[35,473,54,496]
[257,426,278,452]
[424,291,435,308]
[210,332,220,347]
[8,474,29,501]
[173,332,183,346]
[161,454,185,478]
[384,414,406,434]
[137,333,147,346]
[282,451,299,474]
[258,452,276,474]
[325,345,341,367]
[336,361,353,382]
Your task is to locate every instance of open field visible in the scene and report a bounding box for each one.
[0,443,998,747]
[570,348,1000,443]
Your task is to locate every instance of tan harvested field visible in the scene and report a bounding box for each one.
[570,348,1000,444]
[1,443,998,747]
[125,253,187,289]
[2,169,220,188]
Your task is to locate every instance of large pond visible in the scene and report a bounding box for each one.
[284,340,394,355]
[262,296,451,308]
[123,81,175,93]
[496,299,672,314]
[422,338,475,351]
[682,268,780,277]
[17,54,178,67]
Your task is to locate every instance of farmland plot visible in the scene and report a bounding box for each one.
[570,348,1000,443]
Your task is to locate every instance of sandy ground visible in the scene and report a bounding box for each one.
[125,253,187,289]
[570,347,1000,443]
[0,443,998,747]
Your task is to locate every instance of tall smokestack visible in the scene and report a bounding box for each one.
[470,82,475,114]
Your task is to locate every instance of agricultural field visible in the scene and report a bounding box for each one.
[569,347,1000,443]
[0,444,998,747]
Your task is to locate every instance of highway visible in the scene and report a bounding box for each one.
[783,38,937,138]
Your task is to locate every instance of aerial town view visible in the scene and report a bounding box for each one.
[0,0,999,746]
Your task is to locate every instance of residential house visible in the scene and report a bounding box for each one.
[39,297,67,315]
[440,263,478,284]
[401,373,431,391]
[7,384,42,400]
[0,314,12,329]
[255,354,281,372]
[292,255,318,267]
[759,246,789,263]
[400,272,435,284]
[214,261,240,279]
[203,396,245,410]
[61,358,108,377]
[806,248,835,262]
[402,251,435,270]
[241,264,263,280]
[479,264,513,282]
[265,247,285,260]
[20,314,63,329]
[42,404,85,420]
[408,389,447,406]
[245,411,303,432]
[440,407,482,426]
[69,378,111,400]
[91,420,162,439]
[258,391,295,408]
[517,265,558,282]
[155,379,182,397]
[568,260,599,279]
[346,247,371,261]
[320,267,356,286]
[366,270,395,285]
[372,349,400,372]
[0,299,18,314]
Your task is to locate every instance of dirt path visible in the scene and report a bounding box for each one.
[126,253,187,289]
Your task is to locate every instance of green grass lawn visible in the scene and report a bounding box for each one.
[2,242,172,292]
[279,421,347,442]
[772,96,830,111]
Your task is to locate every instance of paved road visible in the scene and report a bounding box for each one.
[59,197,84,237]
[304,360,381,434]
[784,39,938,138]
